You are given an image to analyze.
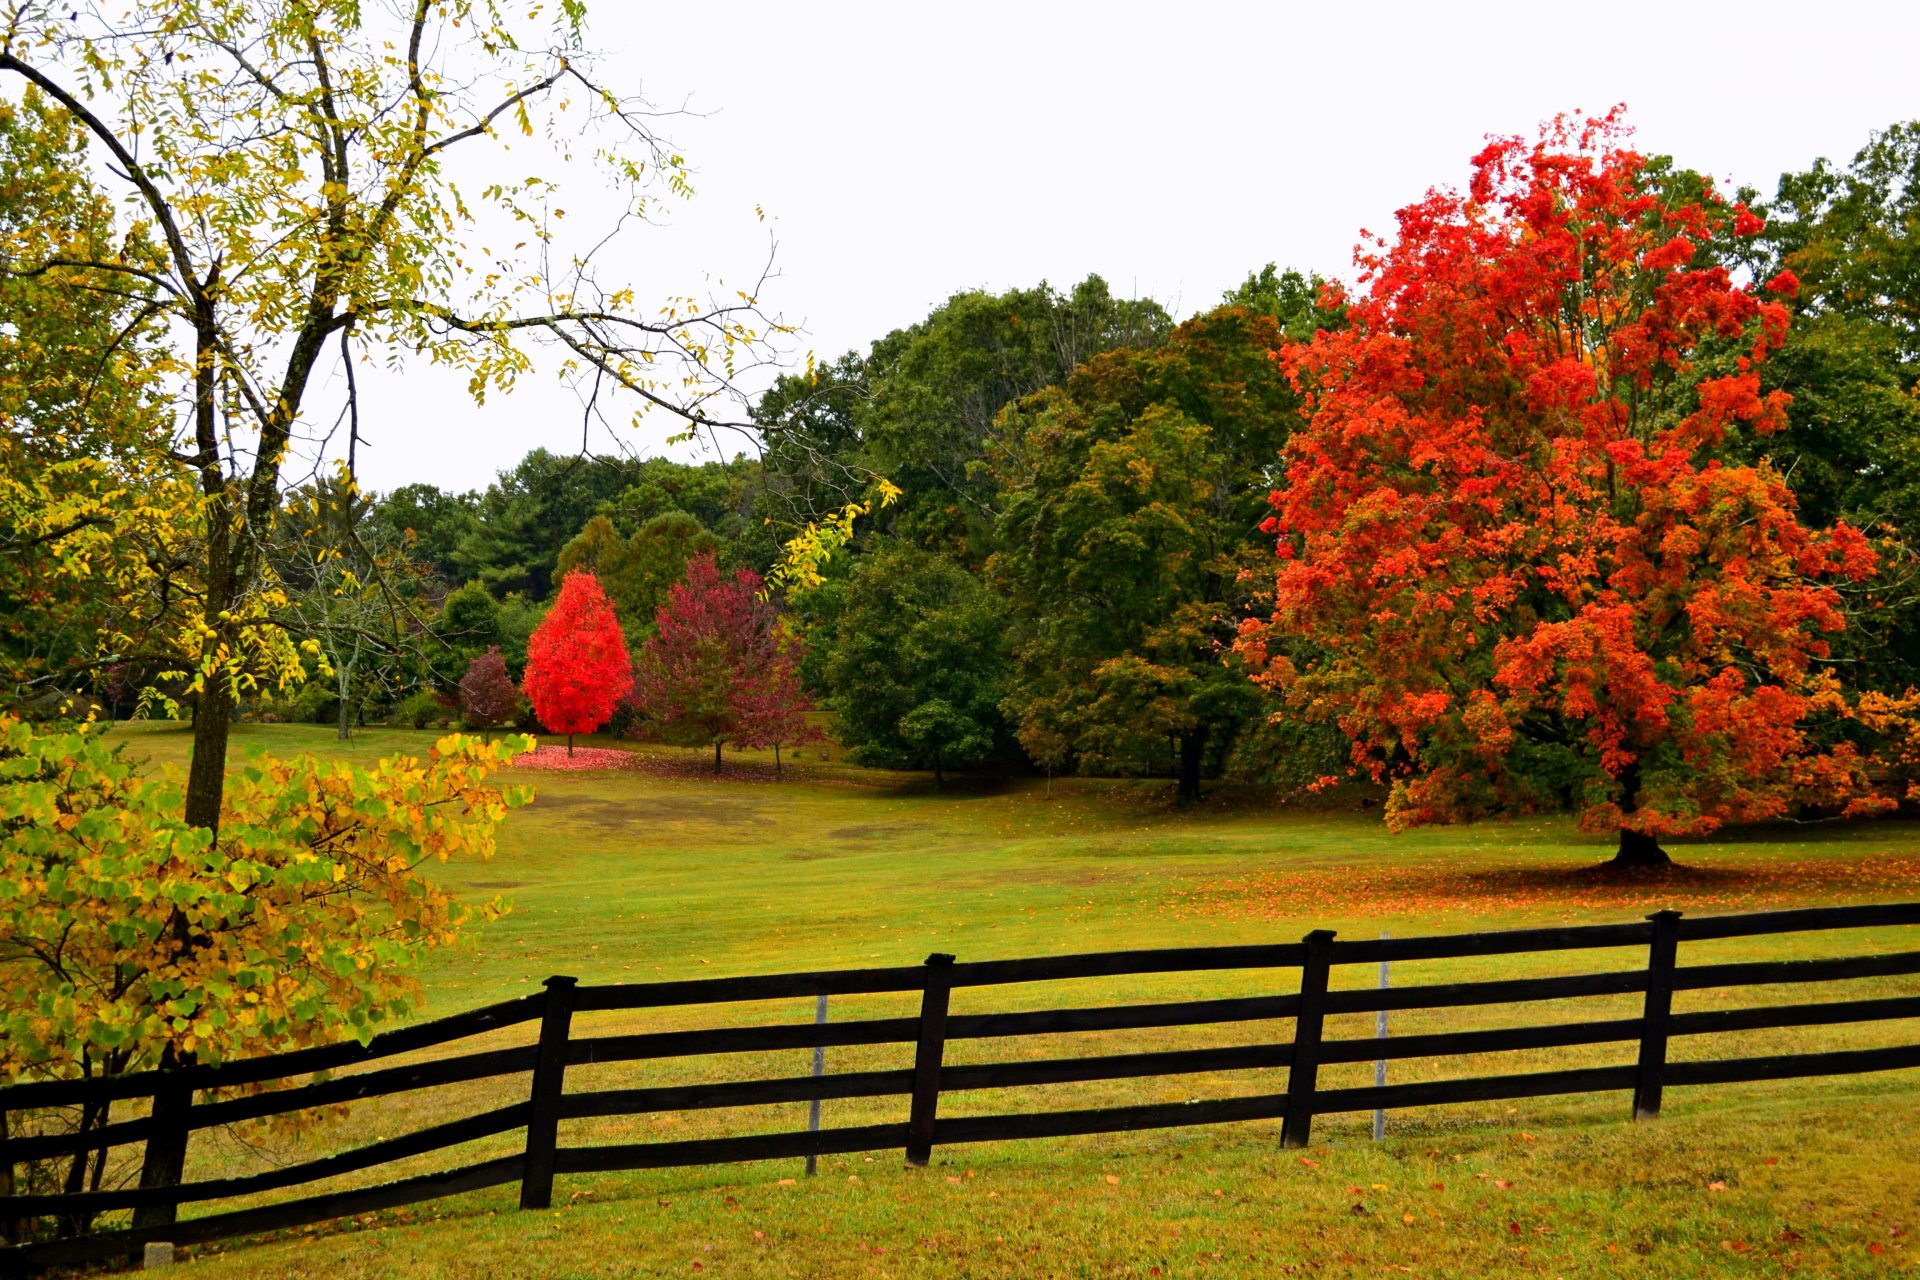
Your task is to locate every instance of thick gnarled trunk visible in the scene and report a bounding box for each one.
[1610,760,1671,869]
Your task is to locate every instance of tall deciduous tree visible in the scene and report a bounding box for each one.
[989,304,1317,802]
[1239,112,1881,867]
[629,553,808,771]
[823,543,1011,785]
[0,1,783,833]
[522,572,631,755]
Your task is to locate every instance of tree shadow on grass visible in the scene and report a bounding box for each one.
[1167,854,1920,923]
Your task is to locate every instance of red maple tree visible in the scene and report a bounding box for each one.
[1237,110,1882,867]
[458,645,520,743]
[522,571,633,756]
[629,553,813,772]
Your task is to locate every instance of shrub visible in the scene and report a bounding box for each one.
[390,689,453,730]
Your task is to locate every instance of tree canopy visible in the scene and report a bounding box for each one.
[1238,112,1883,865]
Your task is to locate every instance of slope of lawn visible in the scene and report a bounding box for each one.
[93,722,1920,1278]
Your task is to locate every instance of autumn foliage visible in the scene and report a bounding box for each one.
[458,645,519,741]
[629,553,814,771]
[1238,111,1883,866]
[0,712,528,1121]
[521,571,632,754]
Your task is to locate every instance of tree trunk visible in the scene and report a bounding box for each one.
[1613,827,1670,869]
[566,733,574,758]
[183,680,233,832]
[335,673,353,742]
[1610,759,1671,869]
[1176,729,1207,806]
[773,742,782,778]
[713,741,723,773]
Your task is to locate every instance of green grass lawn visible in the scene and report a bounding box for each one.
[84,723,1920,1276]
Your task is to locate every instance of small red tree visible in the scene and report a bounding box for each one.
[1238,110,1881,868]
[629,553,813,772]
[459,646,520,743]
[522,571,632,756]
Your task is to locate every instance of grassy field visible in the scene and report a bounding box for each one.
[83,723,1920,1276]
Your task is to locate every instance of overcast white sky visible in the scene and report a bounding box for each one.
[343,0,1920,494]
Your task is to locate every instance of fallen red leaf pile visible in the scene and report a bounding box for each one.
[508,745,642,772]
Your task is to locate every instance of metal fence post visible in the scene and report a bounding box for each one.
[1281,929,1337,1149]
[1633,911,1683,1121]
[904,953,955,1168]
[1373,932,1389,1142]
[805,993,828,1176]
[520,975,579,1210]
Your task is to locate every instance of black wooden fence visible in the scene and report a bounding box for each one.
[4,901,1920,1272]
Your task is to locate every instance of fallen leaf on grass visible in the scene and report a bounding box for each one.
[1709,1181,1728,1192]
[1105,1175,1120,1186]
[1402,1213,1416,1226]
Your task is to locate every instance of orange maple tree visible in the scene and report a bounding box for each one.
[1237,110,1885,867]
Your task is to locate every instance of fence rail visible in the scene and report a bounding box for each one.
[4,902,1920,1273]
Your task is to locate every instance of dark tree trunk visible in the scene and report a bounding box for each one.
[773,742,782,778]
[713,741,723,773]
[1610,759,1671,869]
[1176,729,1206,806]
[1613,827,1670,869]
[183,679,233,833]
[566,733,574,758]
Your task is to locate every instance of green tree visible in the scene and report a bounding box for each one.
[452,451,652,600]
[756,278,1171,562]
[430,582,507,687]
[277,472,427,740]
[989,305,1309,802]
[368,483,479,584]
[1221,264,1347,339]
[1754,123,1920,691]
[823,544,1012,785]
[556,511,722,639]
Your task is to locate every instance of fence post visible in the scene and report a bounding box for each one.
[1281,929,1337,1150]
[904,953,955,1168]
[805,992,828,1177]
[1632,911,1682,1121]
[520,975,579,1210]
[1373,931,1389,1142]
[131,1075,194,1230]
